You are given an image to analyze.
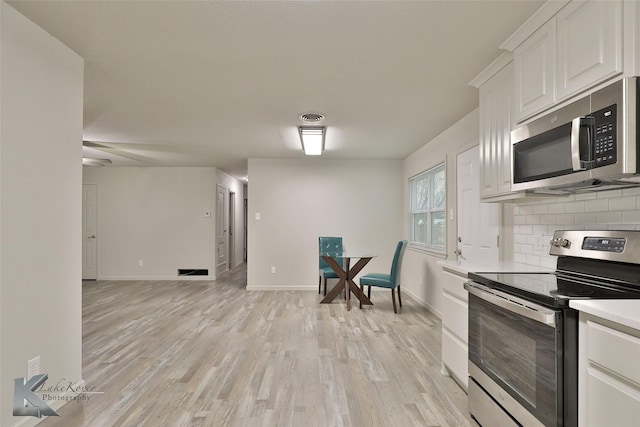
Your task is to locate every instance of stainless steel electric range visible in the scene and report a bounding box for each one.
[465,230,640,427]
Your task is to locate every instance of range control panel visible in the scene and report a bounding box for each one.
[582,237,626,253]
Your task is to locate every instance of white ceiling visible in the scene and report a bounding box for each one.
[8,0,544,179]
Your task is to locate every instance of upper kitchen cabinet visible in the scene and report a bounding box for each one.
[506,0,625,123]
[513,18,556,121]
[471,54,515,200]
[556,0,622,100]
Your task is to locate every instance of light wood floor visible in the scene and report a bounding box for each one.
[39,265,470,427]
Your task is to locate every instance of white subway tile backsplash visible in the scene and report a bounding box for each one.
[556,214,576,225]
[539,214,557,224]
[575,193,597,200]
[597,211,621,224]
[548,203,566,214]
[512,190,640,267]
[574,213,597,224]
[526,215,541,225]
[621,210,640,224]
[526,255,541,266]
[514,215,527,225]
[585,198,609,212]
[565,201,585,213]
[598,189,622,198]
[514,253,527,263]
[608,196,637,211]
[532,204,549,214]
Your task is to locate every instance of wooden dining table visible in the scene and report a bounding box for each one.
[319,253,376,311]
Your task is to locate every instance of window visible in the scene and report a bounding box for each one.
[410,163,446,252]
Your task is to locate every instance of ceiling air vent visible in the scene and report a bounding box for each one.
[300,113,324,123]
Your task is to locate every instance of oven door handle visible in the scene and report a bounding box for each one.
[465,282,558,328]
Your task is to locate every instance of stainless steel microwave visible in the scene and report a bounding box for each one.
[511,77,640,194]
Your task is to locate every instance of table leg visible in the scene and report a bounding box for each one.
[319,256,374,310]
[320,256,348,304]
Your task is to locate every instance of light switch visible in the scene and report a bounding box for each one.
[255,212,261,220]
[204,211,211,218]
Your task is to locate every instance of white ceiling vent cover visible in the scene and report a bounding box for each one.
[300,113,324,123]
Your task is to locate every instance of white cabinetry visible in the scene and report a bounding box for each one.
[556,0,623,100]
[509,0,624,123]
[578,313,640,427]
[513,18,556,120]
[473,56,514,200]
[440,271,468,390]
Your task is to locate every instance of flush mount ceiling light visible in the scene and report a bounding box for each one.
[82,157,112,167]
[299,126,325,156]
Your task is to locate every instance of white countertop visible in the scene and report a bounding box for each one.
[570,300,640,331]
[437,259,555,278]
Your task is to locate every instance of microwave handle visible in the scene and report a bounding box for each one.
[571,116,595,171]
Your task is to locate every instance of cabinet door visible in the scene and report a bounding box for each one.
[579,318,640,427]
[496,64,513,195]
[556,0,623,101]
[479,78,498,198]
[479,63,513,199]
[513,18,556,122]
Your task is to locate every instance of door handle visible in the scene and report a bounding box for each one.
[571,116,595,171]
[88,235,96,239]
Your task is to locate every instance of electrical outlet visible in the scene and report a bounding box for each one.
[271,266,276,274]
[138,260,143,267]
[27,356,40,380]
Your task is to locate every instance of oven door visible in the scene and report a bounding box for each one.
[466,282,564,427]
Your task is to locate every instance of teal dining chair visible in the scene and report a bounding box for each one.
[319,236,343,295]
[359,240,408,313]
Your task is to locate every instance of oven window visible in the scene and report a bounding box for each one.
[513,122,573,183]
[469,293,560,427]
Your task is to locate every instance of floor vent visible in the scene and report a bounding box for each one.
[178,269,208,276]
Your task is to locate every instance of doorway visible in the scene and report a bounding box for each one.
[456,146,500,265]
[82,184,98,280]
[216,185,229,276]
[228,191,236,269]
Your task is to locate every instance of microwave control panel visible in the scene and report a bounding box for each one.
[593,104,617,167]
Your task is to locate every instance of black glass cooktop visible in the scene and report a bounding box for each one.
[467,271,640,308]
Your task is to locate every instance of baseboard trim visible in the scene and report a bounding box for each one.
[402,288,442,319]
[246,285,316,291]
[98,275,217,281]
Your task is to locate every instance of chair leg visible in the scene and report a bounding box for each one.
[398,285,402,308]
[318,276,322,294]
[359,283,364,309]
[391,289,397,313]
[323,277,328,296]
[367,286,371,299]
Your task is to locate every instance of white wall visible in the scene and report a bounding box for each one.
[247,158,403,290]
[402,109,479,317]
[83,167,221,280]
[1,2,84,425]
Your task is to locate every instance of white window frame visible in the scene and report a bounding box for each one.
[409,162,446,254]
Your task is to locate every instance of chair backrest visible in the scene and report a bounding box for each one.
[389,240,409,286]
[319,237,343,269]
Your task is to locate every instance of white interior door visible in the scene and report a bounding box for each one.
[82,184,98,280]
[216,185,229,274]
[457,146,500,266]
